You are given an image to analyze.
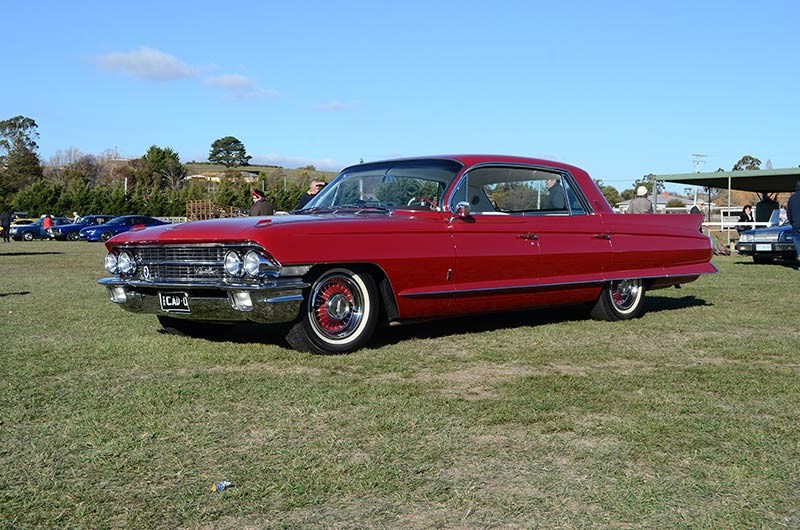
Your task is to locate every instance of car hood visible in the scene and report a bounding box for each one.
[741,225,790,235]
[106,211,434,246]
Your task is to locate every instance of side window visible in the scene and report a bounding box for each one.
[451,166,577,215]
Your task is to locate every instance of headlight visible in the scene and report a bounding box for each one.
[243,250,279,277]
[104,252,119,274]
[739,234,753,242]
[224,250,243,276]
[118,251,136,275]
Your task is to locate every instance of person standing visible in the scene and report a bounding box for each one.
[249,189,274,216]
[296,180,326,209]
[42,214,52,239]
[690,199,705,218]
[1,208,11,242]
[786,180,800,263]
[627,186,652,214]
[736,204,755,234]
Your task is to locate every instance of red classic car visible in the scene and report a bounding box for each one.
[99,155,716,354]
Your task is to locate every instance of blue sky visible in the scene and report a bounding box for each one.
[2,0,798,189]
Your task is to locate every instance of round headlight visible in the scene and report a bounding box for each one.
[118,251,136,275]
[104,252,119,274]
[224,250,243,276]
[243,250,265,276]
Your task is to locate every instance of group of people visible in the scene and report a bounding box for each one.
[248,180,327,217]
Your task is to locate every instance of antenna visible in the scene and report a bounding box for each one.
[692,153,708,173]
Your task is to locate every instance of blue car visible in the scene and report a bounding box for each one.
[79,215,169,242]
[735,209,795,263]
[51,215,115,241]
[10,217,71,241]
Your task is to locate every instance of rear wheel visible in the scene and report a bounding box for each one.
[590,279,646,321]
[285,268,379,354]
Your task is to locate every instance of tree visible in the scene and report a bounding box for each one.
[142,145,185,190]
[209,136,252,168]
[594,179,621,206]
[732,155,761,171]
[632,173,664,195]
[0,115,43,194]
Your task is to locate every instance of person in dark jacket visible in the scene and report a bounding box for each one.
[786,180,800,262]
[1,208,11,242]
[736,204,755,234]
[249,189,274,216]
[296,180,326,209]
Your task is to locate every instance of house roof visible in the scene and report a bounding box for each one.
[657,168,800,193]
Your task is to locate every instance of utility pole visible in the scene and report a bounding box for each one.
[691,154,707,204]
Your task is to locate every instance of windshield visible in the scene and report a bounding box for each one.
[297,159,462,212]
[768,209,788,227]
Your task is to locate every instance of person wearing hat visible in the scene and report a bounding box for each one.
[626,185,652,214]
[249,189,274,216]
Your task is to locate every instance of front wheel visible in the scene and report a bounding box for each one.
[22,232,34,241]
[67,231,80,241]
[100,231,114,242]
[285,268,379,354]
[590,279,646,321]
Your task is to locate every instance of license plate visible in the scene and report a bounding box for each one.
[755,244,772,252]
[159,292,191,313]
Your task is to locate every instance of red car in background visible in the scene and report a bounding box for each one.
[99,155,715,354]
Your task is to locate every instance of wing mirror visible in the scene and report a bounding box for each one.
[455,201,471,219]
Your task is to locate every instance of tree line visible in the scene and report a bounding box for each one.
[1,116,319,216]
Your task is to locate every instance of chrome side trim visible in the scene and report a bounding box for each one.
[99,277,309,290]
[399,269,717,298]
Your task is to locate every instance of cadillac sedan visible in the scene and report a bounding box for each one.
[99,155,716,354]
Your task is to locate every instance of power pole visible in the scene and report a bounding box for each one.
[691,154,707,203]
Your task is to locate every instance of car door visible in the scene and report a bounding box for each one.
[446,165,545,315]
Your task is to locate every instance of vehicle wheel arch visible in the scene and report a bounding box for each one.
[303,262,399,323]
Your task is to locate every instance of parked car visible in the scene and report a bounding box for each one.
[735,209,795,263]
[10,217,71,241]
[99,155,716,354]
[80,215,169,242]
[51,215,115,241]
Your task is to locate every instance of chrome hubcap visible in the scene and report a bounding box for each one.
[310,274,364,340]
[610,279,641,311]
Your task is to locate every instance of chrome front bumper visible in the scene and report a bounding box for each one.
[98,277,309,324]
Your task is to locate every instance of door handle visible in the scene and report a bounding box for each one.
[517,233,538,241]
[593,233,611,240]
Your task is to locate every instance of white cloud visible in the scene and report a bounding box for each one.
[204,74,279,100]
[94,46,197,81]
[312,100,356,112]
[204,74,255,89]
[250,153,343,172]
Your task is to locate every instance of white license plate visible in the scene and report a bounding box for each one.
[159,292,191,313]
[755,244,772,252]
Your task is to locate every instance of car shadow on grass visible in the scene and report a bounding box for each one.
[0,291,31,298]
[375,294,711,347]
[0,252,64,257]
[154,295,711,350]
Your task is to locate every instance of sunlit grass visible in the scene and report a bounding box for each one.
[1,242,798,528]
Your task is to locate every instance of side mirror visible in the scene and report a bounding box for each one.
[455,201,471,219]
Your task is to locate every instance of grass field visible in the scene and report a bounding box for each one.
[1,242,798,528]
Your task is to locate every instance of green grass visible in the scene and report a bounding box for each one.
[1,242,799,528]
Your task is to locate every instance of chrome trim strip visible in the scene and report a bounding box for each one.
[399,269,717,298]
[99,277,309,290]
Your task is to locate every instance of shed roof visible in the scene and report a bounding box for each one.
[657,168,800,193]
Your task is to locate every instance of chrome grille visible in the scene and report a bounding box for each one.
[753,233,779,242]
[122,245,245,283]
